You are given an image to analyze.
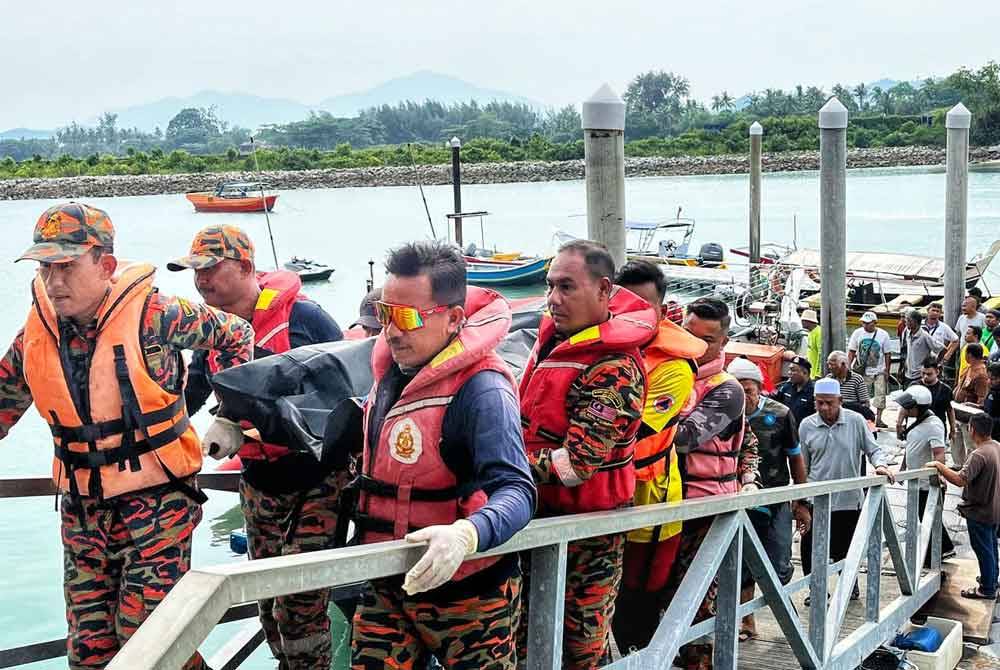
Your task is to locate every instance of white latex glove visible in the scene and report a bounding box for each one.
[402,519,479,595]
[740,482,761,493]
[202,417,244,459]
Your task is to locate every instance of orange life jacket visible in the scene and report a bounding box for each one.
[633,320,705,482]
[23,263,202,500]
[519,286,656,514]
[356,288,514,581]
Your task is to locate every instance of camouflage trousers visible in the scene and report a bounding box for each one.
[351,573,522,669]
[240,468,351,670]
[61,484,208,670]
[657,516,717,670]
[517,533,625,670]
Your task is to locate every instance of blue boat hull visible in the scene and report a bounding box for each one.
[466,257,550,286]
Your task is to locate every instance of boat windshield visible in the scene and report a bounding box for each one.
[626,219,696,257]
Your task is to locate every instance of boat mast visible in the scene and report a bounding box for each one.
[408,144,437,240]
[249,136,280,270]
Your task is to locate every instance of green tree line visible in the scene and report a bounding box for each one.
[2,62,998,179]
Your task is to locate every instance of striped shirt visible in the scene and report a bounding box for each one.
[834,371,871,407]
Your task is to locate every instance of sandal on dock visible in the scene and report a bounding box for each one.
[960,586,997,599]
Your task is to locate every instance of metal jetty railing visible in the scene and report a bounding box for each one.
[2,467,934,670]
[0,472,365,670]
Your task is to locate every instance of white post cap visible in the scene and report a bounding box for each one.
[749,121,763,136]
[818,97,848,129]
[450,137,462,149]
[582,84,626,131]
[946,103,972,129]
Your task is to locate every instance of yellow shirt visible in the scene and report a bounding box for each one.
[629,358,695,543]
[807,327,823,379]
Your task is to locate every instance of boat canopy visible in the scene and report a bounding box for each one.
[218,181,268,191]
[625,220,692,231]
[779,242,1000,283]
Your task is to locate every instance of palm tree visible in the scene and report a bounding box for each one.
[712,91,735,113]
[853,83,868,112]
[831,84,859,112]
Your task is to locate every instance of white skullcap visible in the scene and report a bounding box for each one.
[727,357,763,383]
[814,378,841,396]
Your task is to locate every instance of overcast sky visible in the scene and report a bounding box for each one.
[4,0,998,130]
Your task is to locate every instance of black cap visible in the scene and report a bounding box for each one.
[789,355,812,372]
[351,288,382,332]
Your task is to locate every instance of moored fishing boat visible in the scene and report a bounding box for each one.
[466,256,550,286]
[186,182,278,213]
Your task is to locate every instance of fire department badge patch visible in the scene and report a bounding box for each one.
[653,394,675,414]
[40,213,62,240]
[389,418,422,465]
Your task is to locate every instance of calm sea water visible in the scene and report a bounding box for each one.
[1,165,1000,667]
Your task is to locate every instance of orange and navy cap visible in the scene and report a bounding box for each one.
[167,224,255,271]
[18,202,115,263]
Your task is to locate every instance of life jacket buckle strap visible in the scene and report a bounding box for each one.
[356,474,462,502]
[597,452,634,471]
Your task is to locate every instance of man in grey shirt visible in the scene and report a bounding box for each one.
[895,385,955,560]
[799,378,894,602]
[902,310,937,384]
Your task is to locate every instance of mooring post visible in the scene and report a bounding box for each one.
[749,121,763,295]
[582,84,627,268]
[818,98,848,368]
[450,136,463,247]
[944,103,971,329]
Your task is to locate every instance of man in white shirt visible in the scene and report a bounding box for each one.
[923,302,959,364]
[848,311,893,428]
[956,296,986,345]
[894,385,955,561]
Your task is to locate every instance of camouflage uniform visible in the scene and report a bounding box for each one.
[0,203,253,670]
[520,355,644,669]
[61,485,205,669]
[352,575,522,669]
[173,224,347,670]
[240,469,351,669]
[666,375,760,670]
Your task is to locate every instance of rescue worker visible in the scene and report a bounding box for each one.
[169,224,346,670]
[517,240,656,668]
[610,259,707,654]
[0,203,254,669]
[659,297,761,670]
[350,240,535,669]
[727,357,810,640]
[346,287,383,339]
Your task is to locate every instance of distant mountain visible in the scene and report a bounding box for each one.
[103,91,315,132]
[319,70,540,116]
[83,72,538,132]
[0,128,54,140]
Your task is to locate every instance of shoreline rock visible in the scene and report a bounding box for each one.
[2,145,999,201]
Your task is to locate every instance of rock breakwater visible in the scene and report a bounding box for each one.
[3,145,999,201]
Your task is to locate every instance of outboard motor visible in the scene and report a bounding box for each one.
[699,242,724,267]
